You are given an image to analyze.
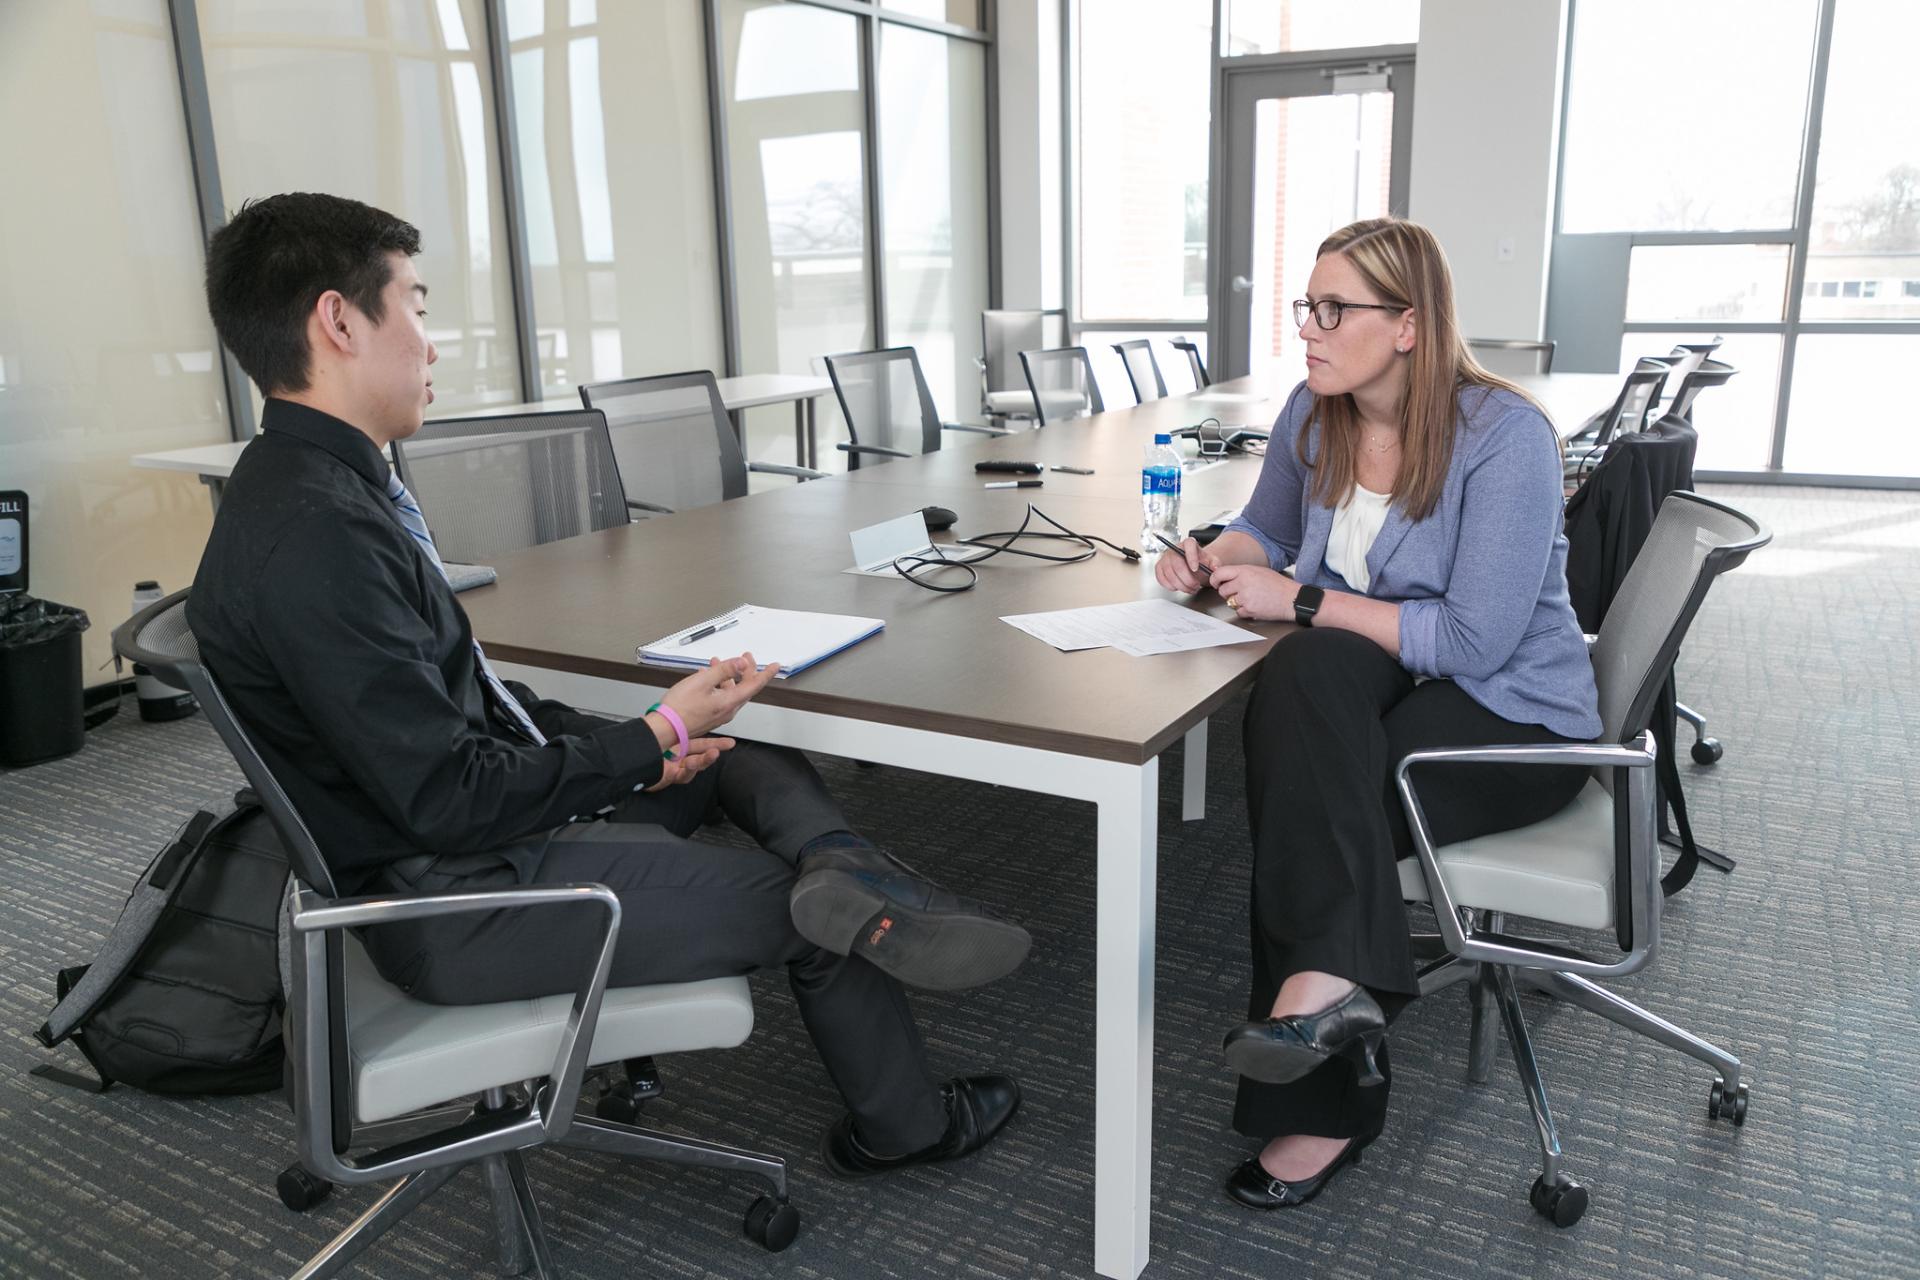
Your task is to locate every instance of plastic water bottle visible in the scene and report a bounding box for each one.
[130,580,197,722]
[1141,433,1183,547]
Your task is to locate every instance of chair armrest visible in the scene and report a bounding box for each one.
[627,498,674,516]
[748,461,827,481]
[836,442,912,459]
[941,421,1013,436]
[1393,735,1656,975]
[289,882,622,1181]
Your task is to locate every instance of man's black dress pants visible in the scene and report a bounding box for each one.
[361,700,947,1155]
[1233,629,1590,1144]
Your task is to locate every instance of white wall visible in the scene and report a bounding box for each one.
[994,0,1062,309]
[1408,0,1568,341]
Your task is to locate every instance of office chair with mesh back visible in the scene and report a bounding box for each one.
[1017,347,1105,425]
[1647,358,1737,766]
[390,409,633,566]
[1111,340,1169,404]
[824,346,1010,471]
[579,370,822,514]
[1399,492,1768,1228]
[978,309,1065,422]
[1171,338,1210,389]
[114,592,800,1277]
[1468,337,1556,376]
[1563,362,1671,483]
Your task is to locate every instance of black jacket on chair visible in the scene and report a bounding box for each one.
[1562,419,1715,895]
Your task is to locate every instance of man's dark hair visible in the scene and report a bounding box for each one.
[204,193,422,396]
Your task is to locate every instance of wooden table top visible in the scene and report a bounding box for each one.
[462,380,1293,764]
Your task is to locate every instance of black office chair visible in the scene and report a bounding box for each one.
[1563,362,1671,483]
[579,370,822,514]
[1111,340,1169,404]
[112,592,799,1276]
[1171,338,1210,389]
[978,308,1066,422]
[823,347,1010,472]
[391,409,633,565]
[1017,346,1105,425]
[1646,358,1737,767]
[1468,337,1556,376]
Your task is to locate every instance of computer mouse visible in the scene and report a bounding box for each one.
[920,505,958,532]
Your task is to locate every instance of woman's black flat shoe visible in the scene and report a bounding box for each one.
[1222,985,1388,1086]
[1225,1134,1375,1210]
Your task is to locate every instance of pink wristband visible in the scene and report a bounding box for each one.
[649,702,690,761]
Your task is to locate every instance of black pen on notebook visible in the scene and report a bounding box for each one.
[984,478,1044,489]
[1153,532,1211,576]
[679,617,740,646]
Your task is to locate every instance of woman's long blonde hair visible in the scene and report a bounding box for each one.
[1297,217,1536,522]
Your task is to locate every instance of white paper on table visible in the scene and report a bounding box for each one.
[1001,598,1260,655]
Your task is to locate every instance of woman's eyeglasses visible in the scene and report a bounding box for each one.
[1292,298,1405,331]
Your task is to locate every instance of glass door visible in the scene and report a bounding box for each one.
[1213,53,1413,381]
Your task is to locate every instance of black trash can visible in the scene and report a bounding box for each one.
[0,595,91,766]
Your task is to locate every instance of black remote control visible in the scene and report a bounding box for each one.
[973,460,1043,474]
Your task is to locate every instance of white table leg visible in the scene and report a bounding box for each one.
[1182,719,1208,822]
[1093,758,1158,1280]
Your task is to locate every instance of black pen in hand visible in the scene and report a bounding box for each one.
[1153,532,1211,577]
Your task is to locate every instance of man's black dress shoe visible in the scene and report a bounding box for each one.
[790,848,1031,991]
[1222,985,1388,1085]
[822,1075,1021,1179]
[1225,1132,1376,1209]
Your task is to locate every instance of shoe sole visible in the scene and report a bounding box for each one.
[1222,1036,1332,1085]
[790,869,1032,991]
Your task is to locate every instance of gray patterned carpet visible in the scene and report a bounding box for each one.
[1,484,1916,1279]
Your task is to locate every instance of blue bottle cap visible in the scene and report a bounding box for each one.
[1153,433,1172,444]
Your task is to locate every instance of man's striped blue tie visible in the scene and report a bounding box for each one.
[385,471,548,746]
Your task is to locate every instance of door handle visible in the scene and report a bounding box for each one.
[1231,275,1254,293]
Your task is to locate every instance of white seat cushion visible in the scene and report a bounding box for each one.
[1397,777,1616,930]
[986,388,1087,416]
[342,935,754,1123]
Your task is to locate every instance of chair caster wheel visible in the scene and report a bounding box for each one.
[1691,737,1723,765]
[1529,1174,1587,1228]
[277,1165,333,1212]
[1709,1078,1748,1125]
[744,1195,800,1252]
[596,1091,641,1124]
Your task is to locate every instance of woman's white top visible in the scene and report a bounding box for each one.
[1324,483,1393,593]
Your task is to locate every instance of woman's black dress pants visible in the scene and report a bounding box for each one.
[1234,628,1591,1143]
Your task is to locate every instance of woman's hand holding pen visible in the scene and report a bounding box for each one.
[1208,563,1299,621]
[1153,535,1219,594]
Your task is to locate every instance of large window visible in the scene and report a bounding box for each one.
[1073,0,1213,325]
[507,0,727,396]
[0,0,231,673]
[1556,0,1920,481]
[199,0,519,410]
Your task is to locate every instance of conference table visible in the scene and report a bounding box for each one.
[462,379,1286,1280]
[458,368,1609,1278]
[128,373,835,509]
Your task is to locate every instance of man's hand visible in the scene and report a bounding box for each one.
[659,653,781,740]
[645,735,735,791]
[1207,563,1300,622]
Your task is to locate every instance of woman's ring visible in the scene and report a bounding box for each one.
[1227,595,1240,610]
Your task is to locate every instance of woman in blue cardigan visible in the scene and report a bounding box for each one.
[1156,217,1601,1209]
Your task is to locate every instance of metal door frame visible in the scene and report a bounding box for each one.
[1208,45,1415,381]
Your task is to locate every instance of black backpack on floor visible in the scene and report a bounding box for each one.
[34,790,291,1095]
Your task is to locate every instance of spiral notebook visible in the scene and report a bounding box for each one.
[635,603,884,679]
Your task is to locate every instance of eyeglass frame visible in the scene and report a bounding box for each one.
[1292,298,1408,331]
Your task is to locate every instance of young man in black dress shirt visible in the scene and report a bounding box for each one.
[188,192,1024,1175]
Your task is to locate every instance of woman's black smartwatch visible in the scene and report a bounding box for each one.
[1292,585,1325,628]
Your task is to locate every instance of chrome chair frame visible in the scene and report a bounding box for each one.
[1396,492,1769,1225]
[114,592,793,1278]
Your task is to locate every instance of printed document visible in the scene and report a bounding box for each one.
[1001,598,1260,657]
